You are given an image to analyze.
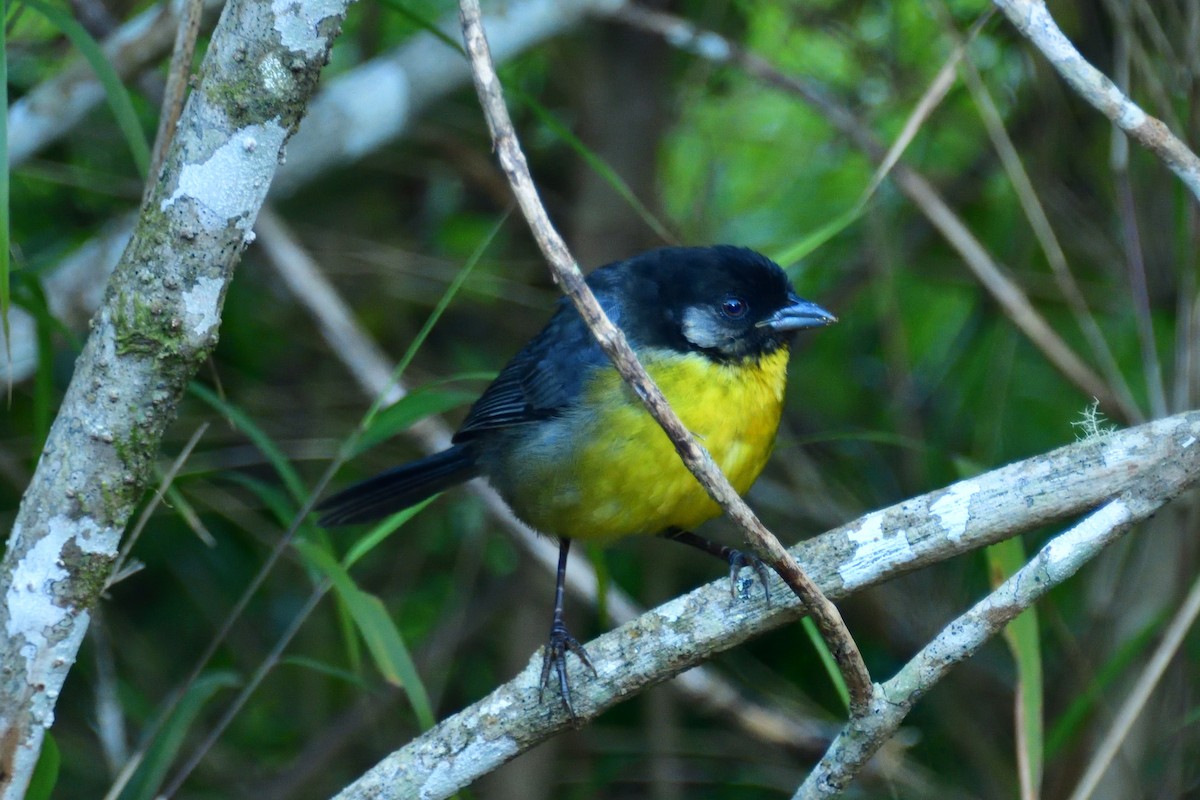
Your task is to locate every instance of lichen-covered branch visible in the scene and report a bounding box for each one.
[793,479,1178,798]
[0,0,354,793]
[333,412,1200,800]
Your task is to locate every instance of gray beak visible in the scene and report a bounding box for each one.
[760,294,838,332]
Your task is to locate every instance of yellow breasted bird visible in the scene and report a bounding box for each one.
[319,245,836,715]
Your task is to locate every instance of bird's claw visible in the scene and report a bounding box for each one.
[539,620,596,719]
[728,549,772,606]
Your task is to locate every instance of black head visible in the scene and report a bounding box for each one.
[596,246,836,362]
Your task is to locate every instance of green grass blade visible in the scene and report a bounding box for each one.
[769,201,865,269]
[278,655,367,687]
[353,389,476,457]
[355,213,500,434]
[513,86,677,244]
[294,540,435,728]
[986,536,1044,796]
[11,277,58,451]
[342,496,436,569]
[118,671,240,800]
[0,0,10,385]
[802,615,851,711]
[221,472,299,527]
[190,382,309,506]
[21,0,150,177]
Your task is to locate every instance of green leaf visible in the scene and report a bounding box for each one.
[293,540,435,729]
[21,0,151,177]
[353,389,476,457]
[26,731,59,800]
[119,671,240,800]
[222,472,299,527]
[342,496,436,569]
[986,536,1043,795]
[769,201,865,268]
[802,615,850,711]
[190,382,309,506]
[279,655,367,688]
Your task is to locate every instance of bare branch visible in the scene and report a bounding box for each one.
[794,483,1167,798]
[145,0,206,194]
[992,0,1200,203]
[333,412,1200,799]
[457,0,872,711]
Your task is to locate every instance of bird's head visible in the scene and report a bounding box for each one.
[618,246,837,362]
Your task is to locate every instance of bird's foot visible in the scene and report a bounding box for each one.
[539,619,597,719]
[728,549,772,606]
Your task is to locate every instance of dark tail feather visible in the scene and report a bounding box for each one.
[318,445,479,526]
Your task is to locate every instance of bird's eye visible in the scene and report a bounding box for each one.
[720,296,748,319]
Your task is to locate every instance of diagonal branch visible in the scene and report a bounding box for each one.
[332,411,1200,800]
[992,0,1200,203]
[793,485,1167,798]
[457,0,873,713]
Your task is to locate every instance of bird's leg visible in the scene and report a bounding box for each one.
[539,537,596,718]
[661,528,772,606]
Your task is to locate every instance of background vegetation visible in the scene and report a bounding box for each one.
[2,0,1197,797]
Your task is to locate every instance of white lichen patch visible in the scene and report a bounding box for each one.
[259,52,291,97]
[838,511,914,589]
[930,480,977,541]
[7,517,112,641]
[1043,500,1131,568]
[183,276,225,338]
[161,121,288,229]
[272,0,344,58]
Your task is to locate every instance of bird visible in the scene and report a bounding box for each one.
[318,245,836,717]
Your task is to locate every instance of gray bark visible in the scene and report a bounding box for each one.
[0,0,353,793]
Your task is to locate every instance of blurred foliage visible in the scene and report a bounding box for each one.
[2,0,1199,797]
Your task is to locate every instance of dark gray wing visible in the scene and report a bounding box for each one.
[452,295,620,441]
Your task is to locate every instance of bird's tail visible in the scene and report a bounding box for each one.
[318,445,479,526]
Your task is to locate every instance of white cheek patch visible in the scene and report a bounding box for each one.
[681,306,731,350]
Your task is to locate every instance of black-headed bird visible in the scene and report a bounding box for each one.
[319,245,836,716]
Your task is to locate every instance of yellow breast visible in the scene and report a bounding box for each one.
[509,347,790,543]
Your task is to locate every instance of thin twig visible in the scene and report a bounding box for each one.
[144,0,205,197]
[951,25,1141,419]
[608,4,1137,422]
[108,422,210,589]
[457,0,873,714]
[992,0,1200,203]
[792,486,1178,799]
[1067,570,1200,800]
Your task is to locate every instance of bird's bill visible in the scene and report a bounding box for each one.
[759,295,838,332]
